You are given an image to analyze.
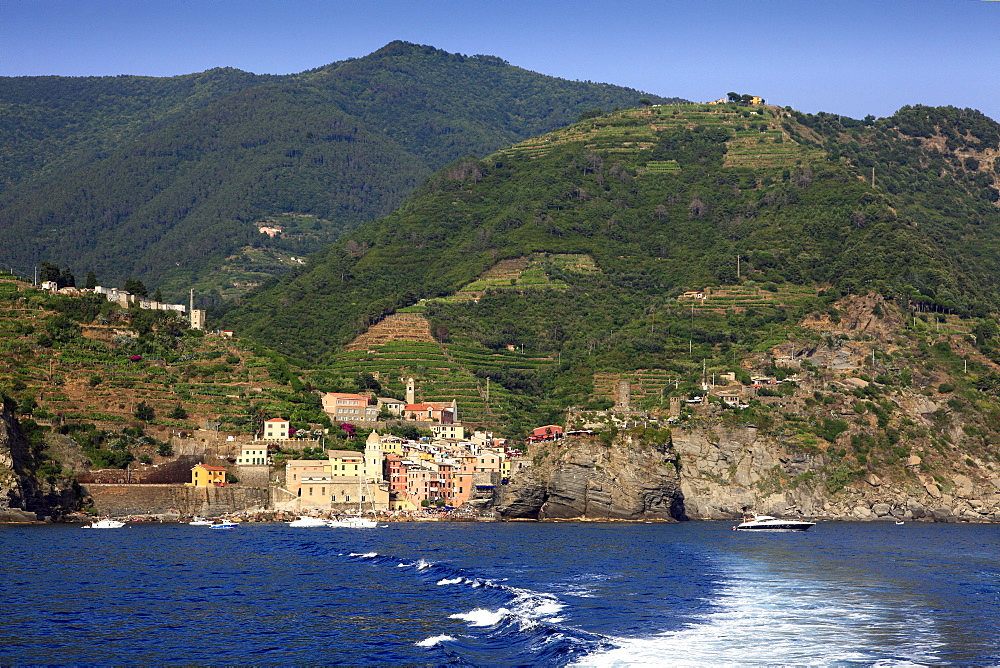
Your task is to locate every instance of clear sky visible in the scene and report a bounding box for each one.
[1,0,998,121]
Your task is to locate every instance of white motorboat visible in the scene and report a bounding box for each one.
[327,515,378,529]
[208,520,238,529]
[288,516,328,527]
[734,513,815,532]
[83,518,126,529]
[188,516,213,526]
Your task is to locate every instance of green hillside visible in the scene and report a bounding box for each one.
[225,102,1000,359]
[0,41,680,299]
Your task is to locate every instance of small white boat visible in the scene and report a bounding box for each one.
[188,517,213,526]
[288,516,328,527]
[83,518,126,529]
[327,515,378,529]
[734,513,815,532]
[209,520,238,529]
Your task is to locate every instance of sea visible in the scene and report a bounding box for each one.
[1,520,998,666]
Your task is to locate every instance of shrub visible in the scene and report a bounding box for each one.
[134,401,155,421]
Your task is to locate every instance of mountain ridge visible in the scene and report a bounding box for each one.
[0,41,679,296]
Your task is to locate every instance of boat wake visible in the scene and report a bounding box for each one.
[340,548,606,664]
[573,563,945,666]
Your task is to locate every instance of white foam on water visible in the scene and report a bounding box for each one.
[415,634,455,647]
[415,559,433,570]
[450,607,511,626]
[396,562,410,568]
[348,551,378,558]
[437,577,463,585]
[574,572,944,667]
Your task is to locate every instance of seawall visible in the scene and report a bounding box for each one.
[82,484,269,517]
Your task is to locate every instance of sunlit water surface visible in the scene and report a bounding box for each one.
[2,521,998,665]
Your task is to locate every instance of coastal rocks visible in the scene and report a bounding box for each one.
[871,503,892,517]
[492,432,685,521]
[0,398,80,522]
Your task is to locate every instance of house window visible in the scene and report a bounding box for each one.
[321,487,325,495]
[346,495,350,502]
[309,487,313,496]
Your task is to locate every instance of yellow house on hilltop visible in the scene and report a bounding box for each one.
[188,463,227,487]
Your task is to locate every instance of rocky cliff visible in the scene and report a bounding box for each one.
[0,397,80,522]
[673,424,1000,523]
[493,422,1000,523]
[492,430,686,521]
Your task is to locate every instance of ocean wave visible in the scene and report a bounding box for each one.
[450,607,511,626]
[437,577,463,585]
[415,634,455,647]
[347,552,378,558]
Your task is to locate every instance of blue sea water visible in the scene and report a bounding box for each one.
[1,520,998,666]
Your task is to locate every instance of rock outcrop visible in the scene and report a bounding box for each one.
[665,424,1000,523]
[0,397,80,522]
[492,431,686,521]
[493,422,1000,523]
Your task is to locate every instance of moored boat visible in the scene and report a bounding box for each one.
[327,515,378,529]
[288,516,328,527]
[208,519,238,529]
[83,518,126,529]
[733,513,815,532]
[188,516,213,526]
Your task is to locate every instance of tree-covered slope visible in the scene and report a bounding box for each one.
[0,41,678,296]
[223,102,1000,365]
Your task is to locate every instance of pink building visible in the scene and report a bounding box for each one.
[285,459,330,496]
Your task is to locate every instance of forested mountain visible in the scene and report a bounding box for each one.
[0,41,677,298]
[222,102,1000,363]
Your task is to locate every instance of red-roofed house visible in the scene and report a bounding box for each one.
[527,425,563,443]
[188,463,227,487]
[322,392,379,422]
[403,400,458,423]
[263,417,290,440]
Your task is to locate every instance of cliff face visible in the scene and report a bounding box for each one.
[673,425,1000,523]
[494,423,1000,523]
[492,432,686,521]
[0,399,79,522]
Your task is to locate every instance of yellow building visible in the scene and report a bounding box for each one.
[188,463,227,487]
[327,449,364,476]
[749,96,765,105]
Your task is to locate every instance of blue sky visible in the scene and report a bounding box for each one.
[1,0,998,121]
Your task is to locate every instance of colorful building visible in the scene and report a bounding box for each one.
[263,417,290,440]
[188,463,227,487]
[322,393,379,422]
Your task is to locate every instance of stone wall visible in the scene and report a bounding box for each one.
[236,465,271,488]
[83,483,268,517]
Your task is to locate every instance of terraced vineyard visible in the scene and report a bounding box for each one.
[679,283,823,313]
[592,369,680,408]
[331,316,558,426]
[0,274,307,435]
[421,253,599,306]
[497,103,824,170]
